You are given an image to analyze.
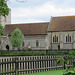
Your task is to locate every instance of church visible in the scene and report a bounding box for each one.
[1,15,75,50]
[1,16,75,50]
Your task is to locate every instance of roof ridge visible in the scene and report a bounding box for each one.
[6,22,49,26]
[52,15,75,18]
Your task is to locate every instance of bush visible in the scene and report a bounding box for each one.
[63,72,75,75]
[47,51,69,55]
[0,51,46,56]
[0,50,69,56]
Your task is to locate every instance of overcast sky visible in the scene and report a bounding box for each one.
[7,0,75,24]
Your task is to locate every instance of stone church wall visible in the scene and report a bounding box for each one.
[48,31,74,49]
[63,31,73,49]
[0,36,12,50]
[24,35,47,50]
[0,35,47,50]
[1,31,75,50]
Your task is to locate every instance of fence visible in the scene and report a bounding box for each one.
[0,55,75,75]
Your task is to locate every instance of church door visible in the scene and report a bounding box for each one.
[6,45,9,50]
[58,45,60,50]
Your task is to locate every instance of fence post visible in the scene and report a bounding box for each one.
[12,57,19,75]
[15,57,19,75]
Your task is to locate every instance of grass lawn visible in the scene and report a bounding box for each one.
[24,69,65,75]
[22,69,75,75]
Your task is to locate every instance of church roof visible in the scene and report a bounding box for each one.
[48,16,75,31]
[4,22,49,36]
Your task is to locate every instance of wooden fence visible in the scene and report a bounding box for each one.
[0,55,75,75]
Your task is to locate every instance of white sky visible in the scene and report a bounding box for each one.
[7,0,75,24]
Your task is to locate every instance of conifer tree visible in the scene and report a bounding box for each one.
[10,28,24,49]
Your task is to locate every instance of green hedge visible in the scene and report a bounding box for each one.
[0,51,45,56]
[0,50,69,56]
[47,51,69,55]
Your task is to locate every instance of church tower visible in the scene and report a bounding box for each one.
[0,9,11,27]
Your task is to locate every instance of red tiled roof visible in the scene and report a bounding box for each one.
[4,22,49,35]
[48,16,75,31]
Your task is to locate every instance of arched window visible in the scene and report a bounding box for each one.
[55,35,56,42]
[57,37,58,42]
[66,34,71,43]
[68,35,69,42]
[70,36,71,42]
[53,37,55,42]
[66,36,67,42]
[53,34,58,43]
[36,40,39,47]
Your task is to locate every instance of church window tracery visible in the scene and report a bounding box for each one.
[66,34,71,43]
[53,34,58,43]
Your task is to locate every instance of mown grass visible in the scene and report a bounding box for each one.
[22,69,75,75]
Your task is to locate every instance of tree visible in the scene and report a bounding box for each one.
[0,0,9,17]
[0,24,4,35]
[0,0,9,35]
[0,0,9,50]
[10,28,24,49]
[56,55,72,69]
[0,0,9,33]
[0,0,9,23]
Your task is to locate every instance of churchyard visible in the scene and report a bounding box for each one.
[1,0,75,75]
[0,49,75,75]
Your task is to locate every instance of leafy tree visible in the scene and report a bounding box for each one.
[0,24,4,35]
[69,51,75,56]
[0,0,9,35]
[10,28,24,49]
[56,55,72,69]
[0,0,9,17]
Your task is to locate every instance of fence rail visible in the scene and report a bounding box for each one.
[0,55,75,75]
